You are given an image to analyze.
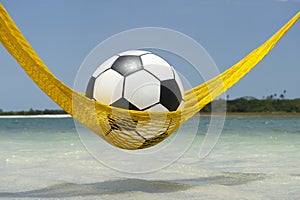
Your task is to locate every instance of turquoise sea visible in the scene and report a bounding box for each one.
[0,116,299,200]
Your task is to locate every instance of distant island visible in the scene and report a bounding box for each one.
[0,97,299,115]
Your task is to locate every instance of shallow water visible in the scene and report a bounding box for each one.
[0,117,299,199]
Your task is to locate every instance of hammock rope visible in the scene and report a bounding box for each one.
[0,3,299,149]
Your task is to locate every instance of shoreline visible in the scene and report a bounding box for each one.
[0,114,71,119]
[200,112,300,118]
[0,112,299,119]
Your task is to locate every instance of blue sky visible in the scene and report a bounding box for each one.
[0,0,299,111]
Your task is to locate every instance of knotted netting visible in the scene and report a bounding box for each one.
[0,3,299,149]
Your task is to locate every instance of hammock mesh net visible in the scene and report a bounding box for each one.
[0,3,299,149]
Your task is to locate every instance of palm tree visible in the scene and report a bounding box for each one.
[280,90,287,99]
[267,94,274,100]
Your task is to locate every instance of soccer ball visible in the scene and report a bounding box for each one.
[86,50,184,112]
[85,50,184,149]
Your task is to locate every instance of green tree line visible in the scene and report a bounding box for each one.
[201,98,300,113]
[0,108,67,115]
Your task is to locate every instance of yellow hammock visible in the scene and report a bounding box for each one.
[0,3,299,150]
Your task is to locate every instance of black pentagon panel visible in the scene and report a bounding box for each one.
[110,98,140,131]
[107,114,137,132]
[111,98,140,111]
[111,56,143,76]
[107,115,121,131]
[85,76,96,99]
[160,79,182,111]
[138,131,169,149]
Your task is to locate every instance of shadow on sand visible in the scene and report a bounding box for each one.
[0,172,267,198]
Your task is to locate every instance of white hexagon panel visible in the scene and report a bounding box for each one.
[124,70,161,110]
[141,53,174,81]
[93,69,124,105]
[118,50,150,56]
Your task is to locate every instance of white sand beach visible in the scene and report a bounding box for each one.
[0,114,72,119]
